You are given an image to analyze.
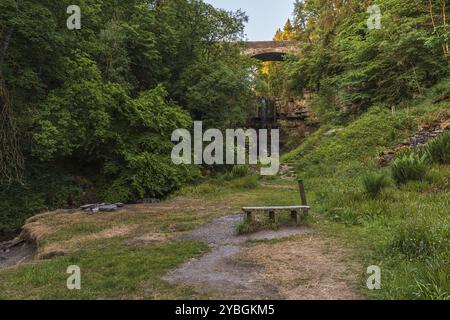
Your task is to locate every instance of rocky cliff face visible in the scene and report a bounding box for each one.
[274,94,320,151]
[249,94,319,151]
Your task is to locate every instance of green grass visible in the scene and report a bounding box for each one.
[176,174,260,197]
[0,240,209,299]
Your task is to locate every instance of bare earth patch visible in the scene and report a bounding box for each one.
[240,234,362,300]
[38,225,138,259]
[124,233,174,246]
[0,196,241,268]
[125,197,237,216]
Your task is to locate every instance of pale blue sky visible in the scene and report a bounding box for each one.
[204,0,295,41]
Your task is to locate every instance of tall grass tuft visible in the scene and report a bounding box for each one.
[391,150,429,184]
[413,257,450,300]
[362,172,390,197]
[427,131,450,164]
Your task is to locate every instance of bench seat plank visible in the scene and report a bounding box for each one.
[242,206,310,211]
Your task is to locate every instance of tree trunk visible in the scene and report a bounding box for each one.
[441,0,449,63]
[429,0,450,63]
[0,27,23,184]
[0,27,14,78]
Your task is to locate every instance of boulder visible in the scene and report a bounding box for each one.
[80,202,125,214]
[99,204,118,212]
[323,128,342,137]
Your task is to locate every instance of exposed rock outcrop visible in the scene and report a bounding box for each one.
[379,109,450,166]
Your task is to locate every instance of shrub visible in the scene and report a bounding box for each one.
[34,72,197,204]
[178,183,221,196]
[426,166,450,190]
[231,165,250,178]
[391,150,429,184]
[427,131,450,164]
[362,172,390,197]
[431,77,450,103]
[0,166,84,232]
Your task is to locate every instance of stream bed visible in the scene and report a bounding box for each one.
[0,232,36,269]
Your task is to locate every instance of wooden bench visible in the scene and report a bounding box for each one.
[242,180,310,225]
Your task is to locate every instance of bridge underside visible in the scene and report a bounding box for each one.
[251,52,286,62]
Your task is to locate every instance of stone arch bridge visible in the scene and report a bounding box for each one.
[241,41,298,61]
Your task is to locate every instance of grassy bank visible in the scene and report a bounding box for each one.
[280,100,450,300]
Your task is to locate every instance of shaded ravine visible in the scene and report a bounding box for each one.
[163,214,315,299]
[0,230,20,242]
[0,238,36,269]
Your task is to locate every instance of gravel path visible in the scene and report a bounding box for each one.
[163,214,314,299]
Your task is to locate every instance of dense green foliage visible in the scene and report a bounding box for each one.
[264,0,449,108]
[0,0,255,230]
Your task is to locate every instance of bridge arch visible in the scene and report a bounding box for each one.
[241,41,297,61]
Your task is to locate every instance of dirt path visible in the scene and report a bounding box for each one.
[163,215,361,300]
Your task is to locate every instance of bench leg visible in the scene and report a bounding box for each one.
[302,207,309,217]
[291,210,300,226]
[246,212,253,222]
[269,211,276,222]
